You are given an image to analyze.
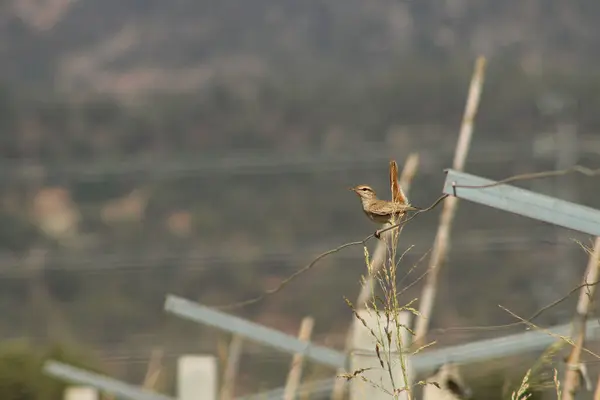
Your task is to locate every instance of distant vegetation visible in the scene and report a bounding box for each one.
[0,340,103,400]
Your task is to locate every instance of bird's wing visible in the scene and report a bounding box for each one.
[390,202,419,214]
[366,200,393,216]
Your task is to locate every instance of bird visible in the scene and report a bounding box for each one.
[349,184,420,227]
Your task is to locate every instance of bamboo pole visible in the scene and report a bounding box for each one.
[103,347,164,400]
[142,347,164,390]
[220,334,244,400]
[413,56,487,343]
[562,237,600,399]
[331,154,420,400]
[283,316,315,400]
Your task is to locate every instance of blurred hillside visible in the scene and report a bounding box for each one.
[1,0,600,397]
[2,0,600,96]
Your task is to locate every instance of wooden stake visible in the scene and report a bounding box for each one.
[142,347,164,390]
[562,237,600,399]
[414,56,487,343]
[283,316,315,400]
[220,335,244,400]
[104,347,164,400]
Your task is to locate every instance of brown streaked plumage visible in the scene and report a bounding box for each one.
[349,184,419,225]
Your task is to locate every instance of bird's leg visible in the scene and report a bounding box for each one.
[375,222,391,240]
[375,220,400,240]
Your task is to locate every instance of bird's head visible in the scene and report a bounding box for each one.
[349,185,377,201]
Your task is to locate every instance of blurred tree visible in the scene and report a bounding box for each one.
[0,339,103,400]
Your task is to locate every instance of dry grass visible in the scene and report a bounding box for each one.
[337,222,600,400]
[340,215,429,399]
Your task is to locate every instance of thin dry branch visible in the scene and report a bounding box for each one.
[501,306,600,360]
[425,278,600,334]
[414,56,487,343]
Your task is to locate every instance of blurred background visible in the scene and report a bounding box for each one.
[1,0,600,398]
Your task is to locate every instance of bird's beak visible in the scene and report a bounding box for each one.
[348,187,356,192]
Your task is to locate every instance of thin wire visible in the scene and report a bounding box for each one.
[216,164,600,312]
[374,194,449,238]
[215,240,369,310]
[215,195,448,310]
